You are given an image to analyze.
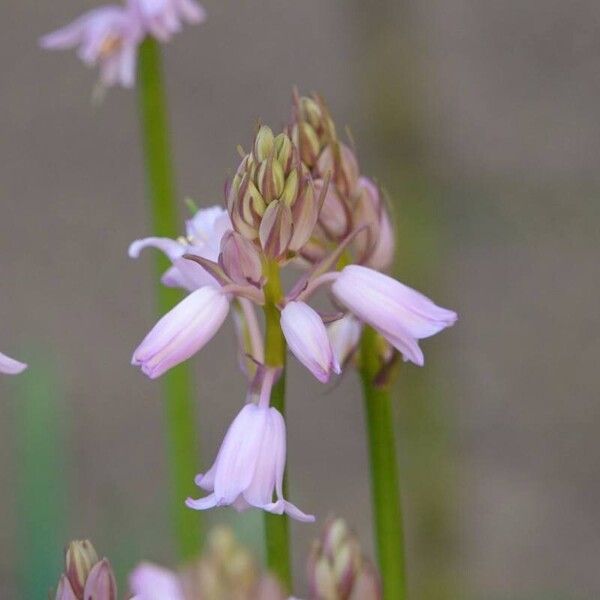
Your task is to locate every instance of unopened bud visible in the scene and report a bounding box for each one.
[55,575,78,600]
[317,143,359,198]
[258,156,285,203]
[65,540,99,599]
[83,559,117,600]
[274,133,294,173]
[259,200,293,259]
[219,230,263,286]
[293,122,321,167]
[280,168,299,206]
[254,126,275,162]
[299,96,322,130]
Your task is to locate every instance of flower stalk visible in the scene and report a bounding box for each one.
[359,326,406,600]
[262,259,292,591]
[137,37,201,559]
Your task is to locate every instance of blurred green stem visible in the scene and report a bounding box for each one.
[360,326,406,600]
[137,38,201,559]
[262,260,292,591]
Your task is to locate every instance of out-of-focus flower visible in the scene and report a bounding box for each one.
[40,5,143,88]
[331,265,457,366]
[129,205,232,291]
[127,0,206,42]
[186,368,314,522]
[0,351,27,375]
[280,301,340,383]
[54,540,118,600]
[131,285,230,379]
[130,526,286,599]
[307,517,381,600]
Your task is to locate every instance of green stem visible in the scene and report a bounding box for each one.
[262,260,292,591]
[137,38,201,559]
[359,326,406,599]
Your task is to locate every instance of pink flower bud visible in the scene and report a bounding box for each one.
[331,265,457,366]
[0,351,27,375]
[258,200,293,259]
[314,179,350,240]
[281,302,340,383]
[83,559,117,600]
[327,314,362,368]
[65,540,99,598]
[55,575,78,600]
[219,230,263,286]
[132,286,230,379]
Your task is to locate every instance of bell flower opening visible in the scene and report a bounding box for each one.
[132,285,230,379]
[331,265,457,366]
[128,0,206,42]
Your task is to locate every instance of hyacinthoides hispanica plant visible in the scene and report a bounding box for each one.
[128,101,457,594]
[40,0,207,559]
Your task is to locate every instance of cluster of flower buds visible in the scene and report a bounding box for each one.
[307,518,381,600]
[40,0,206,88]
[130,526,285,599]
[129,92,457,523]
[0,350,26,374]
[55,540,117,600]
[290,93,395,272]
[227,125,325,262]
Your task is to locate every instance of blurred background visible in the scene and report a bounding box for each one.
[1,0,599,598]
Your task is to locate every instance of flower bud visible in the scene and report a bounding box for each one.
[219,230,263,286]
[275,133,294,173]
[257,156,285,203]
[292,122,321,168]
[65,540,99,599]
[254,125,275,161]
[308,517,381,600]
[317,143,359,198]
[55,575,78,600]
[83,559,117,600]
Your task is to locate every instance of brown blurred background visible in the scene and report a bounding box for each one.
[1,0,599,598]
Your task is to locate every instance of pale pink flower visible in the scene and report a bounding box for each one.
[130,562,184,600]
[129,205,232,291]
[40,6,143,88]
[326,314,362,367]
[186,370,314,522]
[132,286,229,378]
[0,351,27,375]
[128,0,206,42]
[331,265,457,366]
[280,301,340,383]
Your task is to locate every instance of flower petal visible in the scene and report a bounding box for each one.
[281,301,340,383]
[129,562,185,600]
[0,351,27,375]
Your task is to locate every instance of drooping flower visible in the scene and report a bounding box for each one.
[0,351,27,375]
[280,301,339,383]
[129,205,232,291]
[40,5,144,88]
[331,265,457,366]
[132,285,230,379]
[128,0,206,42]
[186,369,314,522]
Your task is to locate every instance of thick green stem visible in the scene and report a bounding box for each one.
[137,38,201,559]
[359,326,406,599]
[262,260,292,591]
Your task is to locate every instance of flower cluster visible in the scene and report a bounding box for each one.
[40,0,206,88]
[129,93,457,522]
